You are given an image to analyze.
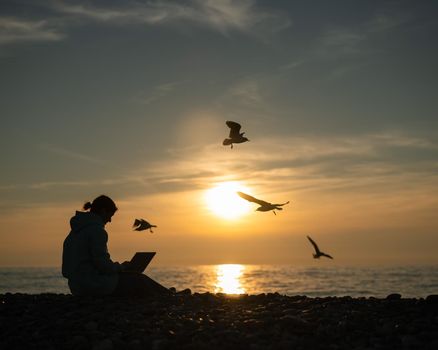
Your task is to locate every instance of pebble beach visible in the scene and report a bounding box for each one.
[1,292,438,350]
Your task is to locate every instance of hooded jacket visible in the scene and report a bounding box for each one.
[62,211,122,296]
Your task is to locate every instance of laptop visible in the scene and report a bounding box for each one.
[128,252,156,273]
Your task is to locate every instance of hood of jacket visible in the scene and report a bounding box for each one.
[70,211,103,233]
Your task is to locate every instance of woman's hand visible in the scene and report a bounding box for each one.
[121,261,132,271]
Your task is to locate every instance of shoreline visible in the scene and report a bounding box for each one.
[1,292,437,349]
[2,264,438,298]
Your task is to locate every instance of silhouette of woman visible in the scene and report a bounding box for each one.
[62,195,169,296]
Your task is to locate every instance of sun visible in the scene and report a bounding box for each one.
[205,181,252,219]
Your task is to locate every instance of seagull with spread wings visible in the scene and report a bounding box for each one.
[237,191,289,215]
[133,219,157,233]
[307,235,333,259]
[222,121,249,149]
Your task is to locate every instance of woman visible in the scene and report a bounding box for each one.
[62,195,169,296]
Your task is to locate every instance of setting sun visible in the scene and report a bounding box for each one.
[205,181,252,219]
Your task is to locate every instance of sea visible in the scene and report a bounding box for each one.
[0,265,437,298]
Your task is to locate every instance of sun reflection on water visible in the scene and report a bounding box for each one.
[214,264,246,294]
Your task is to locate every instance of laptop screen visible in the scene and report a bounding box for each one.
[129,252,156,273]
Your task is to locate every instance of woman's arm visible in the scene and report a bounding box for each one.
[89,228,123,273]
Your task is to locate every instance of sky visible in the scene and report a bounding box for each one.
[0,0,437,267]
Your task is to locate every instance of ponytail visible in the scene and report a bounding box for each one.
[83,201,92,211]
[82,195,117,214]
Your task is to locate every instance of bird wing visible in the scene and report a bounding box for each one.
[321,252,333,259]
[307,235,321,254]
[223,138,233,146]
[226,120,242,138]
[140,219,151,227]
[133,219,152,231]
[274,201,290,207]
[237,191,268,206]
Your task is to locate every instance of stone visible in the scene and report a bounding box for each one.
[386,293,402,300]
[278,315,309,329]
[128,339,142,350]
[401,335,420,349]
[152,338,170,350]
[84,321,99,331]
[68,335,89,350]
[92,338,113,350]
[426,294,438,302]
[1,293,438,350]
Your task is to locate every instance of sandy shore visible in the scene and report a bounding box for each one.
[1,292,437,350]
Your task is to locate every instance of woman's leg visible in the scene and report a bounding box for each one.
[113,272,170,297]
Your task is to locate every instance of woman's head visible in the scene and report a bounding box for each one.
[83,195,118,224]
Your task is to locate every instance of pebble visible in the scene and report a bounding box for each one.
[0,293,437,350]
[85,321,99,331]
[92,338,113,350]
[69,335,88,350]
[386,293,402,300]
[426,294,438,302]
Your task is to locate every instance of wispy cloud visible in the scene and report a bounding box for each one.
[371,132,437,149]
[52,1,170,23]
[52,0,291,36]
[133,80,186,105]
[1,0,290,47]
[320,29,366,57]
[2,131,437,210]
[227,79,263,105]
[127,131,438,196]
[0,17,63,44]
[318,11,410,60]
[28,181,90,190]
[39,144,107,165]
[367,12,411,34]
[279,60,305,71]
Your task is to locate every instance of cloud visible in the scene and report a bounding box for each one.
[0,17,63,44]
[371,132,437,149]
[227,79,263,105]
[317,11,410,60]
[28,181,90,190]
[1,0,291,47]
[39,144,107,165]
[367,12,411,34]
[279,60,305,71]
[188,0,291,35]
[52,1,166,23]
[52,0,291,36]
[130,131,438,196]
[1,131,437,212]
[133,80,186,105]
[320,29,366,57]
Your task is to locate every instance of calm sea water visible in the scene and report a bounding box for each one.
[0,265,437,298]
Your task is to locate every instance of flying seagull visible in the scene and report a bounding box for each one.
[223,121,249,149]
[237,191,289,215]
[133,219,157,233]
[307,235,333,259]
